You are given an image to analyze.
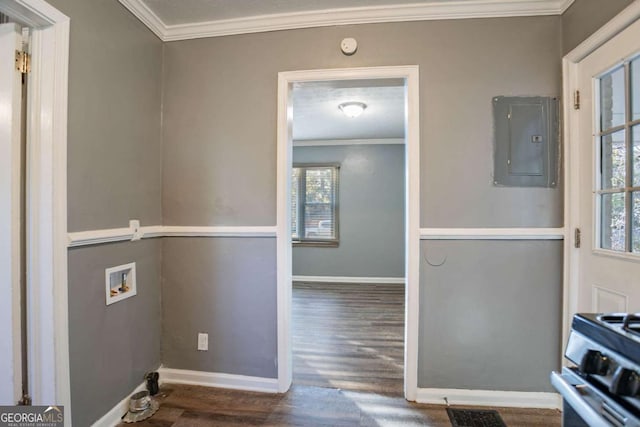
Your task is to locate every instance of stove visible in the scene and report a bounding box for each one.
[552,313,640,426]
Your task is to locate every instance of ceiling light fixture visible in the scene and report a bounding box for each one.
[338,102,367,118]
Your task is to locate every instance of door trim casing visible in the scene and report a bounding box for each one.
[0,0,70,421]
[276,66,420,399]
[562,2,640,356]
[0,20,24,406]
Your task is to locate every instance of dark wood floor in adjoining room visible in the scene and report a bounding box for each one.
[118,281,561,426]
[293,281,405,395]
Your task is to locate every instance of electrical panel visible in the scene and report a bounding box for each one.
[493,96,559,187]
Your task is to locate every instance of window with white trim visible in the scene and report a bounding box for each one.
[596,56,640,253]
[291,165,339,246]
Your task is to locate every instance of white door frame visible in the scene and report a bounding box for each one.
[0,21,24,406]
[563,2,640,347]
[276,65,421,400]
[0,0,70,420]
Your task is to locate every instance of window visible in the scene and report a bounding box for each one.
[291,164,339,245]
[596,57,640,253]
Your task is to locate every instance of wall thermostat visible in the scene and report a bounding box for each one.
[341,38,358,55]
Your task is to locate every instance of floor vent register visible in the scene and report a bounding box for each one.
[446,408,507,427]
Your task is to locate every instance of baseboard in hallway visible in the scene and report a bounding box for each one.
[292,275,405,284]
[92,381,147,427]
[158,367,279,393]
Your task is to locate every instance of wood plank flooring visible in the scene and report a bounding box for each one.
[117,383,560,426]
[293,282,405,395]
[116,281,561,426]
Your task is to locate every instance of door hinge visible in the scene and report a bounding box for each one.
[15,50,30,74]
[573,90,580,110]
[574,228,581,249]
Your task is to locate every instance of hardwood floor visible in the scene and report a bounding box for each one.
[117,383,561,426]
[116,281,561,426]
[293,282,404,395]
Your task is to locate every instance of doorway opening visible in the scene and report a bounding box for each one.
[276,66,420,400]
[289,78,406,395]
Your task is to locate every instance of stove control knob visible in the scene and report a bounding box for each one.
[579,350,610,375]
[610,367,640,396]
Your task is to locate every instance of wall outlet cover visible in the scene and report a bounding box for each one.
[197,333,208,351]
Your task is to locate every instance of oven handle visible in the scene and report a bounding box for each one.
[550,371,614,427]
[623,313,640,333]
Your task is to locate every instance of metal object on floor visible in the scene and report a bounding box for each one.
[122,390,160,423]
[446,408,507,427]
[145,371,160,396]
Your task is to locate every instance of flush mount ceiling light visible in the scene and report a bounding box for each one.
[338,102,367,118]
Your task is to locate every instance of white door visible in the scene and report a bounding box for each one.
[576,18,640,313]
[0,22,24,404]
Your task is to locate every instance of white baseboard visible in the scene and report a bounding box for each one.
[294,138,405,147]
[158,367,279,394]
[292,275,405,284]
[91,381,147,427]
[416,388,561,409]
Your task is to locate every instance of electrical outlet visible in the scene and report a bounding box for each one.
[197,333,208,351]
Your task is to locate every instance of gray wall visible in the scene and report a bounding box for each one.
[561,0,634,55]
[68,240,162,427]
[162,237,278,378]
[419,240,563,391]
[162,16,564,391]
[292,144,405,278]
[163,17,563,229]
[51,0,163,232]
[46,0,163,424]
[23,0,639,420]
[55,2,640,415]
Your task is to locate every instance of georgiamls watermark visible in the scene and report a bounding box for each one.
[0,406,63,427]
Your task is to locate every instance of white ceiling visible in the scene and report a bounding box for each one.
[119,0,575,41]
[143,0,478,26]
[292,79,405,141]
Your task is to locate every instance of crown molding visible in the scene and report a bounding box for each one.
[118,0,165,39]
[119,0,574,42]
[559,0,576,14]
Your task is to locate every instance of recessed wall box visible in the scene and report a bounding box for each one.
[105,262,137,305]
[493,96,559,187]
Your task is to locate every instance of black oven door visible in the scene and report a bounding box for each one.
[551,368,640,427]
